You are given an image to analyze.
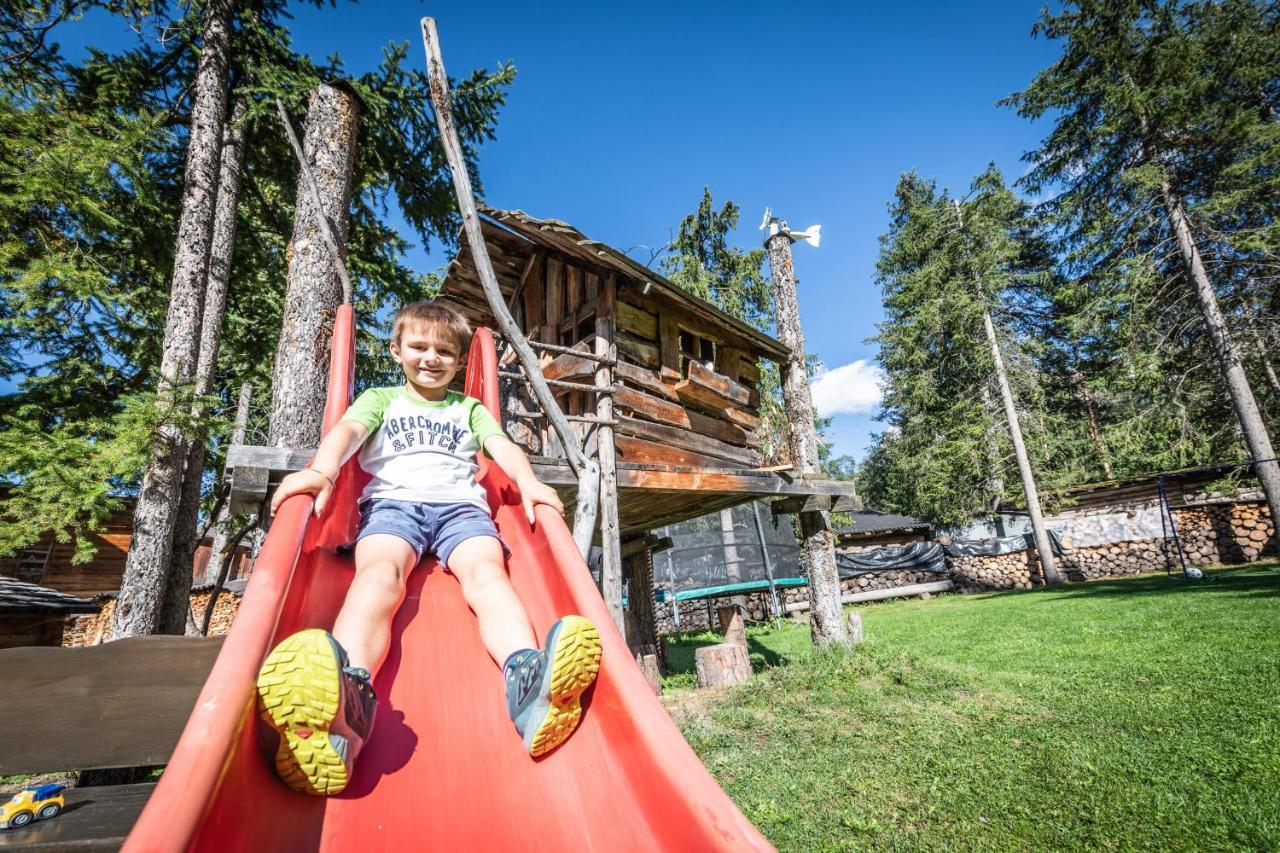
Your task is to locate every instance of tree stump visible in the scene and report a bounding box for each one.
[695,643,751,688]
[717,605,747,648]
[847,610,864,644]
[637,653,662,696]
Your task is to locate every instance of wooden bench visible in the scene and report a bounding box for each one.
[0,636,223,851]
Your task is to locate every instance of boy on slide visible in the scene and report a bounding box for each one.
[256,301,602,796]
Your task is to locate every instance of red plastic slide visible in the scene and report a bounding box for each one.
[125,306,772,852]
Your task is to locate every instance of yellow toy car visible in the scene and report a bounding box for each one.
[0,784,65,829]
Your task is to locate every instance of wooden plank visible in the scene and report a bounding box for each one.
[615,434,742,469]
[614,360,679,402]
[0,636,224,775]
[723,406,762,431]
[522,256,544,327]
[674,360,751,409]
[715,346,743,382]
[617,332,659,369]
[545,258,563,325]
[658,312,680,374]
[785,581,955,614]
[738,357,760,384]
[565,264,582,314]
[771,494,857,514]
[614,387,756,447]
[227,465,269,515]
[616,299,657,341]
[0,783,156,851]
[226,444,310,471]
[542,349,597,384]
[616,416,761,467]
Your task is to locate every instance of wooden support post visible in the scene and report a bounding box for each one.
[763,220,848,647]
[421,19,599,557]
[596,276,624,634]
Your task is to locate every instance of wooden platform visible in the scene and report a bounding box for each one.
[0,636,225,776]
[0,784,155,851]
[0,636,224,850]
[225,444,856,536]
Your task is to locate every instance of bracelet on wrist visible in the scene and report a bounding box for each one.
[307,467,335,487]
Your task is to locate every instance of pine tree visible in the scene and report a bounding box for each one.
[0,3,516,602]
[862,167,1066,532]
[1006,0,1280,524]
[113,0,233,638]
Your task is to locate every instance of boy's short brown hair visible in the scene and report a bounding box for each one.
[391,301,472,354]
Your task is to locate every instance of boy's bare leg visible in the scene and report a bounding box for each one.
[333,534,419,676]
[447,536,537,666]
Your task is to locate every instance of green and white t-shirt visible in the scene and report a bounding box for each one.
[341,386,505,510]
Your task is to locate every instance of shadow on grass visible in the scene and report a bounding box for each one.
[662,628,794,682]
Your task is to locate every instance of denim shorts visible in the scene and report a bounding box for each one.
[355,499,505,568]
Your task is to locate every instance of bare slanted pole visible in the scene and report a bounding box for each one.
[595,277,623,631]
[954,200,1062,586]
[420,18,601,559]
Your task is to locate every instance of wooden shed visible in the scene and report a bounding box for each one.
[0,576,100,649]
[0,497,134,598]
[0,494,253,600]
[438,208,853,538]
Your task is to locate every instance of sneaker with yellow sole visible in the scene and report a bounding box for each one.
[256,629,377,796]
[505,615,602,757]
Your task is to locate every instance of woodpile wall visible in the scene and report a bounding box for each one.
[948,501,1275,589]
[62,587,241,646]
[655,499,1276,633]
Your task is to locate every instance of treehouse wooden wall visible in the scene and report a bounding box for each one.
[500,250,768,472]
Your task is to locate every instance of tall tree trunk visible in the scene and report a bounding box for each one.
[1159,184,1280,527]
[164,98,249,632]
[982,310,1063,585]
[269,83,361,449]
[764,231,848,648]
[113,0,231,638]
[979,385,1005,511]
[1250,322,1280,399]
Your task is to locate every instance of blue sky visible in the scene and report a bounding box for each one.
[49,1,1061,461]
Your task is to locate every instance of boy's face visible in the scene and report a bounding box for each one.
[390,322,463,393]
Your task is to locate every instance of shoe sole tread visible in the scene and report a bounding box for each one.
[528,616,602,757]
[256,629,349,796]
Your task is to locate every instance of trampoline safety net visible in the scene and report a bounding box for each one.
[655,502,803,602]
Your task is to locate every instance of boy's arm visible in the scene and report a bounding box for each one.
[269,420,369,517]
[483,434,565,525]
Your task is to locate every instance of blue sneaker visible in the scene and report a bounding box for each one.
[256,629,377,795]
[505,616,602,757]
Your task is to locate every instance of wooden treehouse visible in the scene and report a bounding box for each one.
[438,208,855,537]
[225,207,853,659]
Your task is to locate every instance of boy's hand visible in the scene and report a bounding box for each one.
[517,477,564,526]
[270,467,335,518]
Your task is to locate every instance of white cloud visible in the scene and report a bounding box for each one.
[810,360,884,417]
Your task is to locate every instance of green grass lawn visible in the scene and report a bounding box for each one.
[663,563,1280,851]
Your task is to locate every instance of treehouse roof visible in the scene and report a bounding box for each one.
[441,207,790,362]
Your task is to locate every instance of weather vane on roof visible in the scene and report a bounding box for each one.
[759,208,821,248]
